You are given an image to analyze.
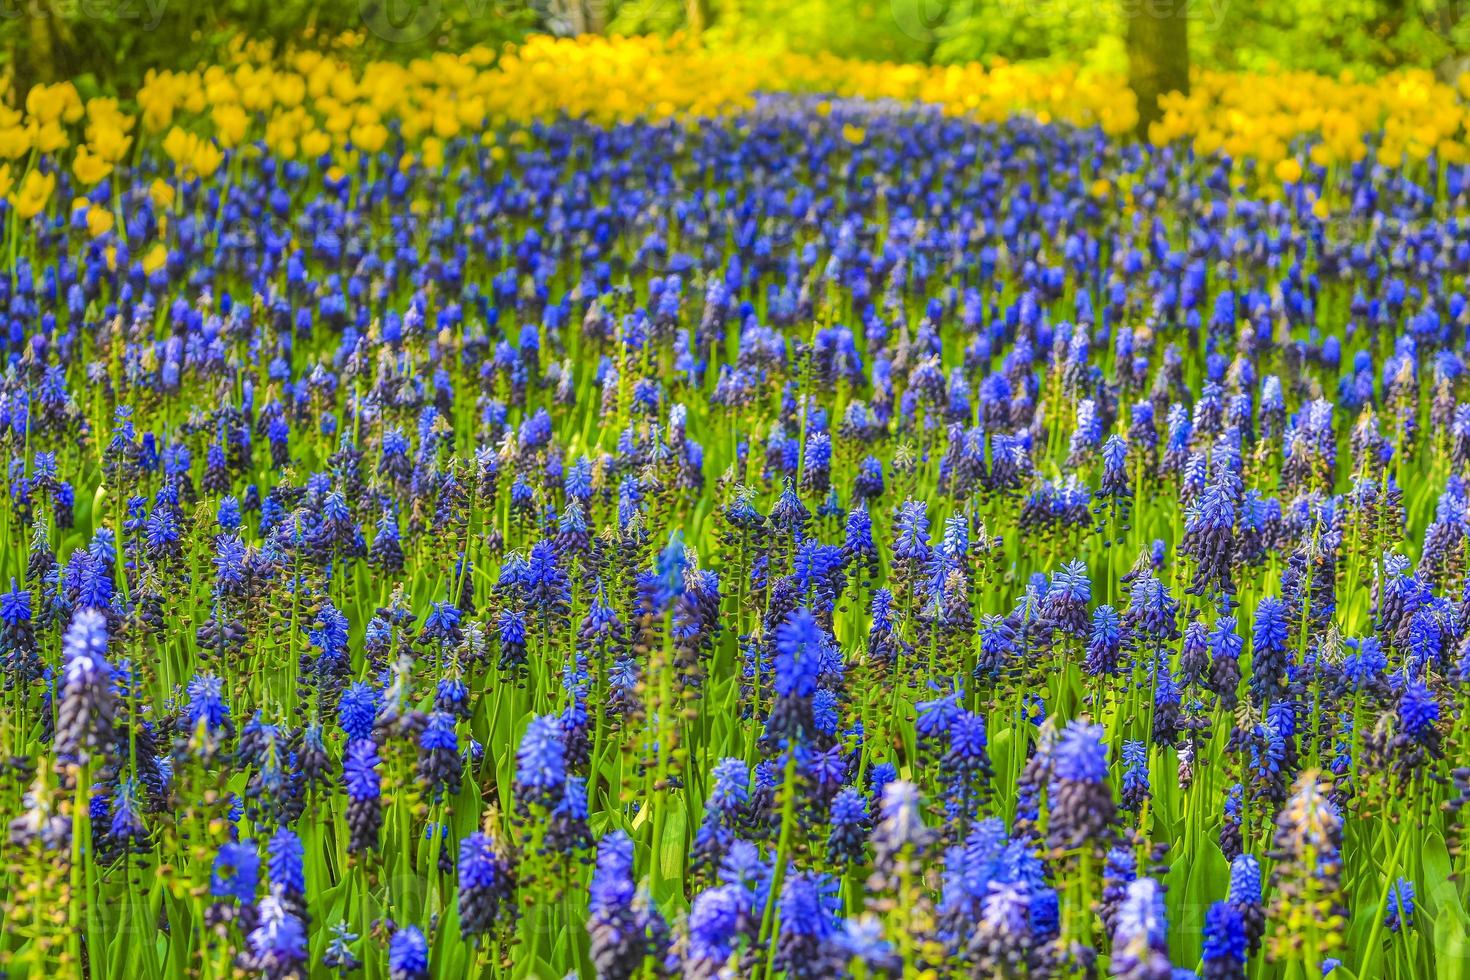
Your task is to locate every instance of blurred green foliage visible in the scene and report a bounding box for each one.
[3,0,1468,99]
[1,0,536,96]
[708,0,1470,75]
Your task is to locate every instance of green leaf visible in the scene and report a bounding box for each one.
[653,801,688,909]
[1437,911,1470,980]
[1423,832,1463,923]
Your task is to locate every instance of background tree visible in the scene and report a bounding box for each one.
[1127,0,1189,139]
[689,0,712,34]
[6,0,1470,104]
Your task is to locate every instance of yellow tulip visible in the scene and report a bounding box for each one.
[25,83,76,124]
[34,121,67,155]
[162,126,193,165]
[6,36,1470,193]
[204,78,239,108]
[85,98,134,132]
[86,205,115,237]
[1274,158,1303,184]
[456,97,485,128]
[432,112,460,140]
[11,169,56,221]
[212,103,250,148]
[0,126,31,160]
[90,124,133,164]
[181,85,207,116]
[273,74,306,109]
[192,142,224,179]
[73,146,112,186]
[301,131,332,159]
[350,122,387,154]
[140,99,176,133]
[150,178,176,209]
[141,243,168,276]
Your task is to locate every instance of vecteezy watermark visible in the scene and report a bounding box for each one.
[891,0,1233,41]
[360,0,576,43]
[0,0,168,30]
[889,0,972,44]
[359,0,442,44]
[1117,0,1227,28]
[1418,0,1470,53]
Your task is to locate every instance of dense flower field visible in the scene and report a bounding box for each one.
[5,33,1470,980]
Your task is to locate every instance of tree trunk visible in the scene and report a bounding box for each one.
[1127,0,1189,139]
[586,0,609,33]
[687,0,710,35]
[14,13,59,100]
